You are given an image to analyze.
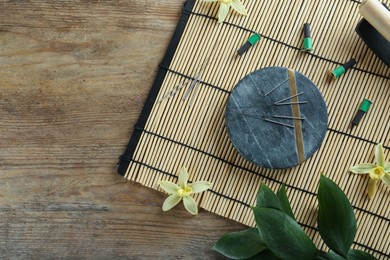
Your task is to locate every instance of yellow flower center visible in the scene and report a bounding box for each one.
[220,0,233,3]
[177,186,192,197]
[369,166,385,180]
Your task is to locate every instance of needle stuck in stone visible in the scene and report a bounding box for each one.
[274,92,304,104]
[263,118,295,128]
[273,115,305,120]
[264,78,289,96]
[274,101,308,106]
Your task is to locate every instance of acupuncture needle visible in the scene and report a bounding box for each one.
[182,58,211,102]
[274,92,304,104]
[263,119,295,128]
[182,72,201,101]
[264,78,289,96]
[228,112,296,128]
[275,101,308,106]
[158,78,191,103]
[273,115,305,120]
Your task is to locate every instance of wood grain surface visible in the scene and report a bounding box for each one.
[0,1,244,258]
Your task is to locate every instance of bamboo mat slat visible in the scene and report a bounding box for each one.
[119,0,390,258]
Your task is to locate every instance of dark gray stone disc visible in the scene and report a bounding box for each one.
[225,67,328,169]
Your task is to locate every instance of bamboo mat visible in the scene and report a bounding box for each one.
[119,0,390,258]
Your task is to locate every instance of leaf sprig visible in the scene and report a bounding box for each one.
[213,175,376,259]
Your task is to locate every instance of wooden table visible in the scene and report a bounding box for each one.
[0,1,245,258]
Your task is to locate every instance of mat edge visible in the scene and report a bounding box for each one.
[117,0,196,176]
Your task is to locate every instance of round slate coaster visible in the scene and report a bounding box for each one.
[225,67,328,169]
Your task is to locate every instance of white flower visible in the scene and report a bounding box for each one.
[202,0,248,23]
[158,167,212,215]
[350,144,390,198]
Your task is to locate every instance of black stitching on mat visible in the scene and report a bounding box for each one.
[158,68,390,149]
[164,68,230,94]
[135,129,389,222]
[328,128,390,148]
[131,159,389,257]
[186,10,389,80]
[117,0,197,176]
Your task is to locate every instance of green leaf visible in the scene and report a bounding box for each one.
[248,249,281,259]
[347,249,376,260]
[256,183,281,210]
[253,207,317,260]
[317,175,357,257]
[276,184,295,220]
[316,251,346,260]
[213,227,267,259]
[316,249,376,260]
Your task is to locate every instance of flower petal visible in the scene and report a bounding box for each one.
[178,167,188,188]
[381,173,390,187]
[183,196,198,215]
[162,194,182,211]
[385,162,390,173]
[189,181,212,193]
[231,0,247,15]
[375,143,385,167]
[367,179,379,199]
[349,163,376,174]
[218,3,229,23]
[159,181,179,194]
